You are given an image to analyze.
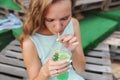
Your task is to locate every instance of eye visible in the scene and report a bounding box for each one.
[45,18,54,22]
[60,16,69,21]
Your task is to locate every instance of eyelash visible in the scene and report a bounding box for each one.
[46,19,54,22]
[46,17,69,22]
[61,17,69,21]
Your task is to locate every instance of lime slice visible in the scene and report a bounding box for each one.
[58,53,70,60]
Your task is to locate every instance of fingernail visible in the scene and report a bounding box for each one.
[72,42,79,45]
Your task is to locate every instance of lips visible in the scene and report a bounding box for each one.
[59,31,64,34]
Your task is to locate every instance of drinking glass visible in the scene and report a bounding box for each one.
[52,49,71,80]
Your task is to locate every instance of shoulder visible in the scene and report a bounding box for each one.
[22,37,37,56]
[22,38,35,50]
[71,17,80,34]
[71,17,80,28]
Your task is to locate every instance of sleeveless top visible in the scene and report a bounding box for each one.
[30,20,84,80]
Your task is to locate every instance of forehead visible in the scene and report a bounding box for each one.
[45,0,71,19]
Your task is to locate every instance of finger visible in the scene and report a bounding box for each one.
[71,42,79,46]
[57,65,70,74]
[56,62,69,70]
[49,60,69,70]
[50,60,68,66]
[58,34,73,42]
[69,37,77,44]
[50,64,70,77]
[62,35,73,42]
[50,70,59,77]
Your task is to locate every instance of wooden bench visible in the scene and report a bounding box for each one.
[0,40,113,80]
[82,43,113,80]
[0,40,28,80]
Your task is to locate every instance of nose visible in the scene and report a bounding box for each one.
[54,21,63,32]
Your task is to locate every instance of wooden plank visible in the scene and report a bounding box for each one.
[86,56,111,66]
[110,49,120,54]
[85,64,112,73]
[94,43,109,51]
[75,0,104,6]
[110,1,120,6]
[5,45,22,52]
[0,55,25,67]
[81,72,113,80]
[104,37,120,46]
[103,73,113,80]
[0,74,22,80]
[9,40,20,45]
[103,31,120,46]
[110,34,120,39]
[3,50,23,59]
[0,63,28,78]
[111,56,120,60]
[114,31,120,34]
[73,5,102,13]
[87,51,110,58]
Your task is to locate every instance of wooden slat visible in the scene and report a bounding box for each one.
[0,55,24,67]
[74,5,102,13]
[86,56,111,66]
[103,31,120,46]
[94,43,109,51]
[110,49,120,54]
[111,56,120,60]
[0,64,28,78]
[0,74,22,80]
[110,34,120,38]
[114,31,120,34]
[75,0,104,6]
[3,50,23,59]
[110,1,120,6]
[87,51,110,58]
[104,38,120,46]
[5,45,22,52]
[9,40,20,45]
[81,72,113,80]
[85,64,112,73]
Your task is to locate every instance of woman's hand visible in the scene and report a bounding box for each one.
[42,59,70,77]
[58,34,79,52]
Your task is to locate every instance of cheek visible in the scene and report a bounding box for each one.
[45,22,52,27]
[45,22,53,28]
[45,22,54,30]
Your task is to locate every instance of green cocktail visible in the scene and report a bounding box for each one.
[53,50,71,80]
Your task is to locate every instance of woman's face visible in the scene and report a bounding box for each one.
[45,0,72,35]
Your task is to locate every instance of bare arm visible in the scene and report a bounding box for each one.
[22,38,49,80]
[22,38,70,80]
[71,18,86,74]
[58,18,86,74]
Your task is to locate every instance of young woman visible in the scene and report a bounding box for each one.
[20,0,86,80]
